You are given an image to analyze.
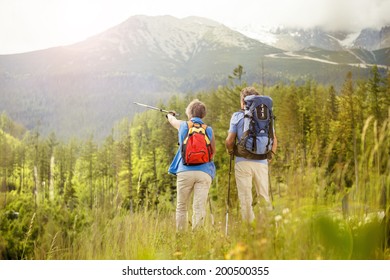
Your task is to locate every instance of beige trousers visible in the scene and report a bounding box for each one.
[176,171,211,231]
[235,161,271,222]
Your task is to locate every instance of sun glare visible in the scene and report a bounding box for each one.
[54,1,107,44]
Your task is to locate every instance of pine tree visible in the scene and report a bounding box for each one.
[64,139,79,210]
[81,136,97,209]
[116,119,134,212]
[367,65,383,122]
[338,72,358,215]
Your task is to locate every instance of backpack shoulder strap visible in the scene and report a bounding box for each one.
[189,120,207,130]
[187,121,193,128]
[233,110,245,123]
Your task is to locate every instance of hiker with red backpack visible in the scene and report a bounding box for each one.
[166,99,216,232]
[225,87,278,223]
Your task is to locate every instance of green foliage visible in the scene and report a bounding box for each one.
[0,66,389,259]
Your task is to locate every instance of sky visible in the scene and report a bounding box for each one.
[0,0,389,54]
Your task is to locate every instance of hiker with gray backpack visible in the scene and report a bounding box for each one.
[225,87,278,223]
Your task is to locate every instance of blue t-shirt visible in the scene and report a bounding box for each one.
[229,111,268,165]
[168,117,216,179]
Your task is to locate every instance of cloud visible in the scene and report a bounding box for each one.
[309,0,390,31]
[1,0,389,54]
[219,0,390,31]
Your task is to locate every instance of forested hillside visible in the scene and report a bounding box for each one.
[0,66,389,260]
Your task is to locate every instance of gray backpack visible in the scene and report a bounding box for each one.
[234,95,274,160]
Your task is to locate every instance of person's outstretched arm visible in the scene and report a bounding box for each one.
[167,113,181,130]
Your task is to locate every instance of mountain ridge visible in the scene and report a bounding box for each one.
[232,24,390,51]
[0,15,388,140]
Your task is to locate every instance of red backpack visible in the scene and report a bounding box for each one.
[181,121,212,165]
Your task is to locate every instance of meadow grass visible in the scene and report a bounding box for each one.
[9,115,390,260]
[44,186,388,260]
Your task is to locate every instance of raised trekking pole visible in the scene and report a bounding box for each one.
[133,102,180,116]
[225,154,233,236]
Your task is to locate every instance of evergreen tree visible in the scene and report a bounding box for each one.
[63,139,79,210]
[228,65,246,84]
[80,136,97,209]
[367,65,383,122]
[115,119,134,212]
[338,72,358,215]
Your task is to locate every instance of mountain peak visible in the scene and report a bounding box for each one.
[69,15,271,64]
[182,16,222,26]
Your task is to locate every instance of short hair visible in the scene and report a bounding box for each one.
[240,87,259,103]
[185,99,206,119]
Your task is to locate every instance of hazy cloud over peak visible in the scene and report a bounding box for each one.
[0,0,389,54]
[220,0,390,32]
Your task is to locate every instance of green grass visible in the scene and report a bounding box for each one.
[1,112,389,260]
[40,191,388,260]
[1,162,388,260]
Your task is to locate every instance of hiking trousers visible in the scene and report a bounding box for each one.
[176,171,211,231]
[235,161,271,222]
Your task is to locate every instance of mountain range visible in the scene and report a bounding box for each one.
[0,15,389,139]
[233,25,390,51]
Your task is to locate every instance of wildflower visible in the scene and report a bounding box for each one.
[275,215,282,222]
[364,215,371,224]
[225,242,248,260]
[257,238,267,246]
[377,211,385,221]
[173,251,183,259]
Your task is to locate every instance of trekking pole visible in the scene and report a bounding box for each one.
[225,154,233,236]
[208,195,215,226]
[133,102,180,116]
[268,163,274,210]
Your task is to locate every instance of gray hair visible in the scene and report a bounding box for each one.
[185,99,206,119]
